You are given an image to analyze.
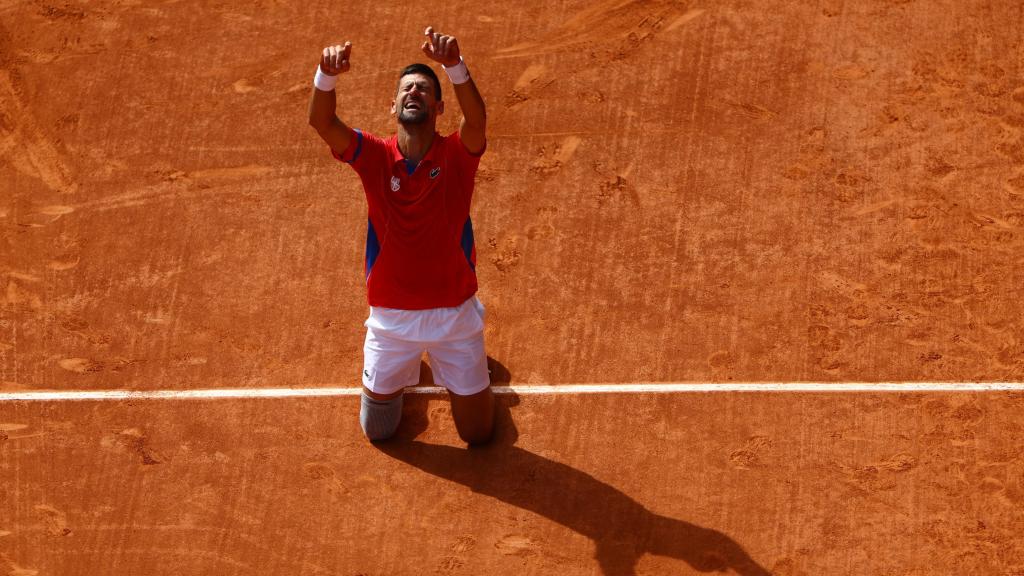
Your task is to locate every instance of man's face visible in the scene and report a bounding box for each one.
[393,73,442,126]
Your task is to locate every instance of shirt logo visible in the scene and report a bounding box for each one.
[430,167,441,179]
[390,176,401,191]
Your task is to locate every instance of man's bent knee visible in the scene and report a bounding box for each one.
[449,386,495,446]
[360,390,403,441]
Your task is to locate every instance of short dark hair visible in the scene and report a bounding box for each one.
[398,63,442,100]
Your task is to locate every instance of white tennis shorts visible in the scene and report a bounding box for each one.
[362,295,489,396]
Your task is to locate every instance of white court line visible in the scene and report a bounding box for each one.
[1,382,1023,401]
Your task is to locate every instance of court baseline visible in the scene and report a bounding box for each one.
[3,381,1023,401]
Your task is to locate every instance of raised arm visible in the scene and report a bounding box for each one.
[422,27,486,154]
[308,42,354,153]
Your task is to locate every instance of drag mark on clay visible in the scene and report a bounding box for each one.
[664,8,705,31]
[967,212,1020,230]
[2,280,42,310]
[504,63,554,109]
[494,0,700,60]
[36,205,75,216]
[514,64,547,91]
[0,553,38,576]
[68,163,284,213]
[71,183,184,212]
[718,98,777,121]
[0,423,44,441]
[12,205,76,228]
[232,78,258,93]
[58,358,139,374]
[0,71,77,194]
[5,272,40,283]
[152,163,276,191]
[853,199,897,216]
[116,547,252,569]
[832,63,871,80]
[491,130,612,139]
[187,164,274,181]
[47,256,80,271]
[494,534,540,557]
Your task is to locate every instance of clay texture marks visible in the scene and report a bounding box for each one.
[3,385,1024,574]
[3,0,1024,392]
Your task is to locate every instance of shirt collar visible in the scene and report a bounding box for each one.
[389,132,441,168]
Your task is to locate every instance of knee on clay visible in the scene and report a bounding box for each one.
[458,422,494,446]
[360,391,403,442]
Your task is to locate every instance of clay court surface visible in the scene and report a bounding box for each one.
[2,0,1024,574]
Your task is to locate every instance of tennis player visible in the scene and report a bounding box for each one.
[308,27,493,444]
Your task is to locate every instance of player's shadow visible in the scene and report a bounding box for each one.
[377,359,771,576]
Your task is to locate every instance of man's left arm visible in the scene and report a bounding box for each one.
[422,27,486,155]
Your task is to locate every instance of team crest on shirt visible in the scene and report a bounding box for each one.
[430,167,441,179]
[390,175,400,191]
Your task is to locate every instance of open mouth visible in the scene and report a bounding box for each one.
[404,100,422,111]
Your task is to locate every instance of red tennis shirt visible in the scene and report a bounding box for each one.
[332,128,483,310]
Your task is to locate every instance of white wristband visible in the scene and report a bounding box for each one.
[442,57,470,85]
[314,67,338,91]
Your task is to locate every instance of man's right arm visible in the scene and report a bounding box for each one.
[308,42,354,153]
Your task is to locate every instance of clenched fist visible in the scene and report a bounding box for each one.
[421,27,460,67]
[320,42,352,76]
